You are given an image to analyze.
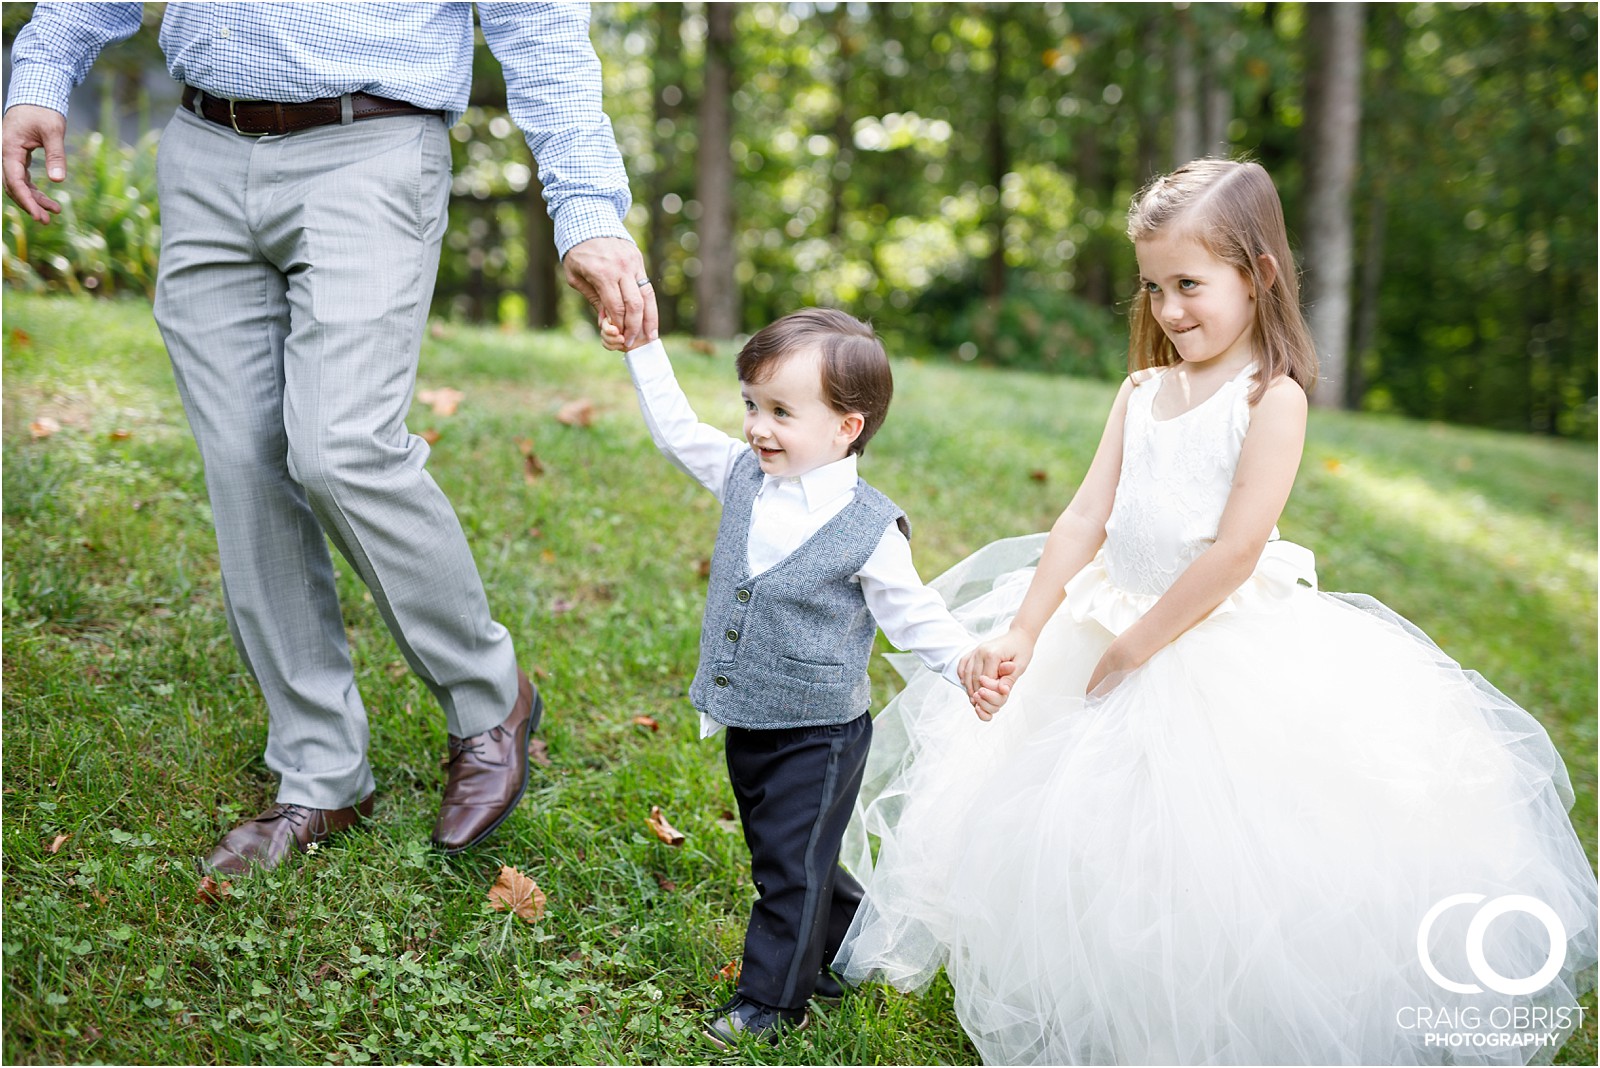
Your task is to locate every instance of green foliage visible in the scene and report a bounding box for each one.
[917,278,1127,377]
[3,3,1594,433]
[1,128,162,300]
[3,294,1596,1064]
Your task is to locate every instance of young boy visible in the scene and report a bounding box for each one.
[604,308,978,1045]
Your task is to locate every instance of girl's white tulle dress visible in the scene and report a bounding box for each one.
[834,366,1597,1065]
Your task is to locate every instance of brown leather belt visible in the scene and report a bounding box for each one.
[181,85,440,137]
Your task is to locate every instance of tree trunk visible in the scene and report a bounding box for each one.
[694,1,739,339]
[1301,2,1365,409]
[523,164,560,329]
[1202,12,1233,158]
[984,9,1009,302]
[648,2,685,336]
[1348,5,1404,410]
[829,8,854,241]
[1171,9,1201,166]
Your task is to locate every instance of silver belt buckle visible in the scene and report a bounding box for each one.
[227,98,270,137]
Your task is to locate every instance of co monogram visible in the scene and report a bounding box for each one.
[1417,894,1567,996]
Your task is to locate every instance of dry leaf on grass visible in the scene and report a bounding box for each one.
[631,715,660,732]
[690,339,716,355]
[655,872,677,892]
[517,437,545,481]
[713,959,740,982]
[30,416,61,440]
[1029,469,1048,483]
[109,428,132,441]
[417,387,464,416]
[45,833,69,854]
[419,428,442,445]
[527,737,552,767]
[487,864,547,922]
[647,805,686,846]
[195,875,232,906]
[555,398,595,427]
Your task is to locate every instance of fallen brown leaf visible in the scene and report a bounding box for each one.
[419,428,442,445]
[647,805,686,846]
[713,959,740,981]
[690,338,716,355]
[631,715,660,732]
[10,328,32,348]
[1029,469,1048,483]
[555,398,595,427]
[487,864,547,922]
[527,737,552,767]
[655,872,677,892]
[45,833,69,854]
[695,558,712,579]
[417,387,464,417]
[30,416,61,439]
[195,875,232,906]
[109,428,132,441]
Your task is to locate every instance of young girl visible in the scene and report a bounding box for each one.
[832,159,1597,1065]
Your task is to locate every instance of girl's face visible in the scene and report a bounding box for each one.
[1136,231,1258,373]
[741,347,861,478]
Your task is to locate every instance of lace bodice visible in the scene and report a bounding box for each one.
[1064,363,1314,635]
[1103,364,1266,596]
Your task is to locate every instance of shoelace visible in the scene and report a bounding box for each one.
[442,724,507,767]
[264,803,308,826]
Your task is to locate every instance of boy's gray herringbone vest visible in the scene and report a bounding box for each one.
[690,451,909,730]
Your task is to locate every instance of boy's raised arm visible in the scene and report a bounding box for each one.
[619,338,743,501]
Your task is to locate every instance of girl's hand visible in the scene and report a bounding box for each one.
[1085,640,1141,700]
[598,314,628,352]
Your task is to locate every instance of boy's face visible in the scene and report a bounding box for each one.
[740,347,863,478]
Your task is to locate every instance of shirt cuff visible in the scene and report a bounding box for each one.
[623,338,672,376]
[4,63,76,118]
[553,195,635,260]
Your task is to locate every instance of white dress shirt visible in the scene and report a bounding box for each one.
[623,340,976,737]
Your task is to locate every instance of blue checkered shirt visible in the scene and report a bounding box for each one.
[6,1,632,256]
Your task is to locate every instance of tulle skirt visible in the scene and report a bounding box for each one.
[835,536,1598,1065]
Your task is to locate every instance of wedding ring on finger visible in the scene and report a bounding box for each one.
[636,276,652,288]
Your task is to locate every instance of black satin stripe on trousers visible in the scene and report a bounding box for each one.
[724,711,871,1011]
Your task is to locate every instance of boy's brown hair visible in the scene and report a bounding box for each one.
[735,308,894,456]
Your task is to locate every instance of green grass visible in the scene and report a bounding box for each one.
[3,293,1595,1065]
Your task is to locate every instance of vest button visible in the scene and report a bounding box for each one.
[714,674,730,687]
[725,629,739,642]
[735,589,751,603]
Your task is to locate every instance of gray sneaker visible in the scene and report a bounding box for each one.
[704,995,808,1048]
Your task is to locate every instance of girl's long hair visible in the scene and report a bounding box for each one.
[1125,158,1319,404]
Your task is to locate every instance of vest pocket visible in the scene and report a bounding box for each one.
[772,655,847,685]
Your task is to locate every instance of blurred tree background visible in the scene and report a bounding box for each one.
[3,2,1595,436]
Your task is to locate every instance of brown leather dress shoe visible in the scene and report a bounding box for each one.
[202,794,374,876]
[431,668,540,854]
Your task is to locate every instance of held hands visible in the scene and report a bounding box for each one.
[564,237,659,350]
[2,104,68,223]
[959,628,1036,721]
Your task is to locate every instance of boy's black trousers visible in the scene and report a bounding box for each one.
[724,710,872,1012]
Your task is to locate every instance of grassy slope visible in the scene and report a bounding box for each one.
[3,293,1594,1064]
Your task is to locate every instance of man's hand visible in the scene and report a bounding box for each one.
[3,104,68,223]
[564,236,659,348]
